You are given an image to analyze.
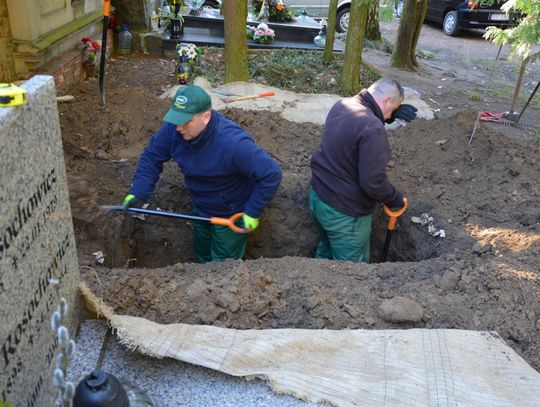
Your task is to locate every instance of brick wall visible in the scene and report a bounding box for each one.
[35,29,114,92]
[0,0,16,82]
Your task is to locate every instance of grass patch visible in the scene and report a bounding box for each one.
[464,80,540,111]
[487,81,540,110]
[525,132,540,146]
[364,36,436,60]
[196,47,381,95]
[469,88,484,101]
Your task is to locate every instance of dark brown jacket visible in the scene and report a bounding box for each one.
[311,90,399,216]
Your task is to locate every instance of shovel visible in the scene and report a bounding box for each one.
[101,206,248,234]
[98,0,111,105]
[222,91,275,103]
[210,88,238,97]
[380,197,408,262]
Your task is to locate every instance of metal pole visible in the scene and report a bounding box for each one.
[482,44,503,101]
[468,111,482,145]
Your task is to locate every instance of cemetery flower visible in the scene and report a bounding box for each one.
[246,25,257,39]
[251,23,275,44]
[81,37,100,64]
[252,0,293,22]
[176,42,201,63]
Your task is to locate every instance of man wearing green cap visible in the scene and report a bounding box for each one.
[124,85,282,263]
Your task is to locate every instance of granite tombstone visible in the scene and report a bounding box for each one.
[0,75,79,406]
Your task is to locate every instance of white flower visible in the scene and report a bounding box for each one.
[56,353,64,370]
[63,382,75,400]
[58,326,69,347]
[59,298,68,316]
[53,368,64,387]
[67,340,76,357]
[50,311,61,331]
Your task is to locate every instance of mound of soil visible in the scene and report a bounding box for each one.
[59,57,539,371]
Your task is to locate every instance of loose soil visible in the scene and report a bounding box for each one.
[59,25,540,372]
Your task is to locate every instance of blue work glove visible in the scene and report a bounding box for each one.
[390,104,418,123]
[123,194,144,209]
[243,214,259,232]
[385,191,404,209]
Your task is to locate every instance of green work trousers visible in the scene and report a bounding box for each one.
[192,216,248,263]
[309,189,372,263]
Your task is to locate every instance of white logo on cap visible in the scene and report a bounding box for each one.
[176,95,187,105]
[174,95,187,109]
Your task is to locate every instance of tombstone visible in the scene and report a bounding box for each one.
[0,76,80,406]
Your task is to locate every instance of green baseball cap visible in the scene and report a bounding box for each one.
[164,85,212,125]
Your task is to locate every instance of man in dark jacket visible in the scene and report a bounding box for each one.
[310,77,417,263]
[124,85,282,263]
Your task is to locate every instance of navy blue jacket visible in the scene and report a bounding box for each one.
[311,90,399,217]
[130,111,282,218]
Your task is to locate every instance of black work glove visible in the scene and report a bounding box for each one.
[385,191,404,209]
[123,194,145,209]
[390,104,418,123]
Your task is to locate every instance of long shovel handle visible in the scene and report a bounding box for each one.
[380,231,393,263]
[101,206,248,233]
[383,197,408,231]
[222,91,275,103]
[99,0,111,105]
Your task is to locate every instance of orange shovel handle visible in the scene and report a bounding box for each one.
[104,0,111,16]
[223,91,275,102]
[210,212,247,234]
[383,197,408,231]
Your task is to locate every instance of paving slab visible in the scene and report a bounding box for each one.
[68,320,326,406]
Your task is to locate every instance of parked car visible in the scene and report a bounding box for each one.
[206,1,352,33]
[202,0,221,9]
[396,0,514,36]
[286,1,352,32]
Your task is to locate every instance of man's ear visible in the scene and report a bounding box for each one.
[202,110,212,123]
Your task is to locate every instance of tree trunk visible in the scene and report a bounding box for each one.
[341,0,370,95]
[391,0,427,70]
[366,1,381,42]
[223,0,249,82]
[323,0,339,63]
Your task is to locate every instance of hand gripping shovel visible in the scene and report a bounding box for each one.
[380,197,408,262]
[101,206,248,234]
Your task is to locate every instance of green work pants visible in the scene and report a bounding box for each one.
[309,189,372,263]
[192,216,248,263]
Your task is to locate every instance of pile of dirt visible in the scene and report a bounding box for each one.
[82,251,540,369]
[59,57,539,371]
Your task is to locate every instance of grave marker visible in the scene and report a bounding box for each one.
[0,75,79,406]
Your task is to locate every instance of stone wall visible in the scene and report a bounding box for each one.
[0,76,80,407]
[112,0,158,30]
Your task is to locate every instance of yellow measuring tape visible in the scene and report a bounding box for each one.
[0,83,28,107]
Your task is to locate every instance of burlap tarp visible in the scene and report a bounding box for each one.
[80,282,540,407]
